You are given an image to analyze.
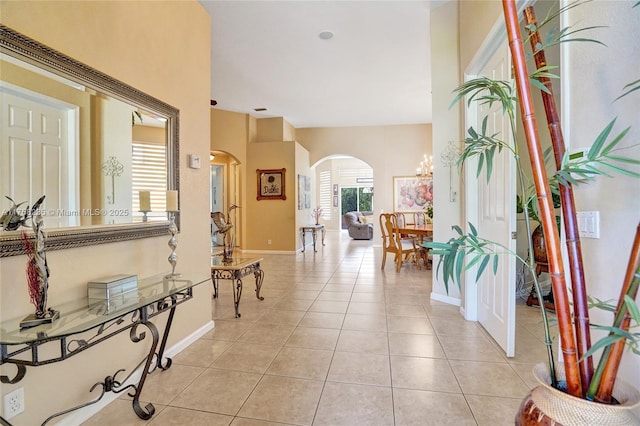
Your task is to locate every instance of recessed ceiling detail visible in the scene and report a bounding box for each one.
[318,30,334,40]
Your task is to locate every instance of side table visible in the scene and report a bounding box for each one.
[300,224,326,252]
[211,257,265,318]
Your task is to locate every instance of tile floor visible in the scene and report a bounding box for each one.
[84,231,555,425]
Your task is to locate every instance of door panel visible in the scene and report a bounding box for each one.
[467,42,517,357]
[1,89,72,227]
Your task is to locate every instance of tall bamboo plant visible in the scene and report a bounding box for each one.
[427,0,640,401]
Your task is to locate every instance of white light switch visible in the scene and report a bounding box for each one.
[188,154,201,169]
[576,211,600,239]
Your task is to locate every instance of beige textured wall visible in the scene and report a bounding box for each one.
[246,141,297,251]
[458,0,502,72]
[430,0,462,303]
[0,1,212,424]
[565,0,640,397]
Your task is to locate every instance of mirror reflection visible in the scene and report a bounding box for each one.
[1,55,169,228]
[0,25,179,257]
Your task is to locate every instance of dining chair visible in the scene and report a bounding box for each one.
[413,211,427,227]
[379,213,417,272]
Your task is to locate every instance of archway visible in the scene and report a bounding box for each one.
[210,150,241,250]
[311,155,373,231]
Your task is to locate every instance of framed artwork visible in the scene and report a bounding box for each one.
[297,174,310,209]
[333,195,338,207]
[333,184,338,196]
[304,175,311,208]
[393,176,433,214]
[257,168,286,200]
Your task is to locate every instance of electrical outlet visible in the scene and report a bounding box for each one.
[3,387,25,420]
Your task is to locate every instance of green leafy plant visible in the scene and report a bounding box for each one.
[427,0,640,402]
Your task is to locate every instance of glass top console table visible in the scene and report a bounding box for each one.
[0,273,208,425]
[211,257,265,318]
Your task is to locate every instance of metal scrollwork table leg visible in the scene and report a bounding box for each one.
[37,303,179,425]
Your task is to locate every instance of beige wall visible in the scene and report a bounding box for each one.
[0,1,212,424]
[246,141,297,251]
[430,0,463,303]
[458,0,503,72]
[565,0,640,397]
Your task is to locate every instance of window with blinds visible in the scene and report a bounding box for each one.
[132,140,167,218]
[319,170,332,220]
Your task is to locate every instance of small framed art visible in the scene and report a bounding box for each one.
[257,168,286,200]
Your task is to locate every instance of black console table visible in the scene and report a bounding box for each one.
[0,274,208,425]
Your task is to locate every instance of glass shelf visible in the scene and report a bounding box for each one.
[0,274,209,346]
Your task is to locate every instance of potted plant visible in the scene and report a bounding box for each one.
[427,1,640,423]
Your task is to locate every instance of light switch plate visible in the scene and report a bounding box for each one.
[188,154,201,169]
[576,211,600,239]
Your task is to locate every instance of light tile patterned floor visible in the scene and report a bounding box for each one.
[84,231,554,425]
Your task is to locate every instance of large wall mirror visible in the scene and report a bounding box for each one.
[0,25,179,257]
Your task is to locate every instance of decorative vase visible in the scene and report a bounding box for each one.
[532,224,547,265]
[516,363,640,425]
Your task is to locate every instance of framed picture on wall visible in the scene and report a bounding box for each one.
[257,168,286,200]
[297,174,306,209]
[392,175,433,213]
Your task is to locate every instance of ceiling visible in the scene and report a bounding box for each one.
[200,1,446,129]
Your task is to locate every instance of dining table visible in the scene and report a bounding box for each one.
[397,223,433,238]
[396,223,433,270]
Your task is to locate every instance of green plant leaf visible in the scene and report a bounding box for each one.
[582,335,624,360]
[624,295,640,323]
[476,255,491,282]
[614,79,640,101]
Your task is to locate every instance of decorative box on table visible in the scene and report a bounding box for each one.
[87,274,139,313]
[87,274,138,299]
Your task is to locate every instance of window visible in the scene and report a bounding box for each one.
[131,140,167,218]
[319,170,332,220]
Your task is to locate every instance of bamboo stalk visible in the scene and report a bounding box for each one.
[523,6,594,394]
[502,0,582,397]
[589,222,640,402]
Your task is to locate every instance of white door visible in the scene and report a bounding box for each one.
[1,87,76,228]
[465,42,517,357]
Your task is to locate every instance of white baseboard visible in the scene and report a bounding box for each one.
[54,320,215,426]
[241,249,297,255]
[430,291,461,306]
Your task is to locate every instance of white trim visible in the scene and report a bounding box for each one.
[54,320,215,426]
[559,0,571,150]
[430,291,461,306]
[241,249,298,255]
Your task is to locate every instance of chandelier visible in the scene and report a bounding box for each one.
[416,154,433,177]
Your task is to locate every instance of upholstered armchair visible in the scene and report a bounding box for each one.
[343,211,374,240]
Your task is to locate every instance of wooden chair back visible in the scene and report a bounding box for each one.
[379,213,416,272]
